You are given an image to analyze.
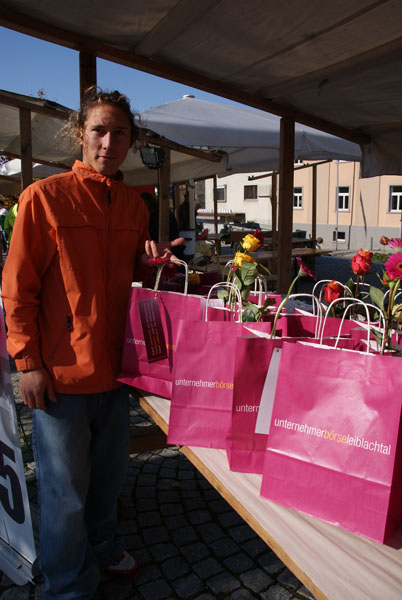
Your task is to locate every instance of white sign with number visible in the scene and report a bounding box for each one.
[0,295,36,584]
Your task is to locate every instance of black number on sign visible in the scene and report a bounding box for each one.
[0,440,25,524]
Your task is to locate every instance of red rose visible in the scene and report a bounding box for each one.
[323,280,343,303]
[351,249,372,275]
[253,228,264,249]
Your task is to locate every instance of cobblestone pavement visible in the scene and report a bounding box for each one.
[0,369,315,600]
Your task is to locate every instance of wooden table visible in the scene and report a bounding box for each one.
[214,246,331,266]
[139,393,402,600]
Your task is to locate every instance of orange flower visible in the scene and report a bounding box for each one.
[351,249,372,275]
[323,280,343,303]
[357,249,373,261]
[380,235,389,246]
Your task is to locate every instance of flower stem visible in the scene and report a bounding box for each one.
[270,275,299,338]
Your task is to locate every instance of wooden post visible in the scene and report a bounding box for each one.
[19,107,33,190]
[79,50,97,105]
[271,173,277,248]
[213,176,221,255]
[173,182,180,221]
[312,163,317,241]
[213,176,219,234]
[277,118,295,293]
[159,148,171,241]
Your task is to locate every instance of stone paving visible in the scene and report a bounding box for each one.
[0,371,315,600]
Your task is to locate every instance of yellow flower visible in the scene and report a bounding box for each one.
[242,234,260,253]
[188,272,201,285]
[234,252,256,267]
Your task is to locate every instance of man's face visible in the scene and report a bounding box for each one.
[81,104,132,176]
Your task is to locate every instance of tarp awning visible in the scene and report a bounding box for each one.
[1,1,401,176]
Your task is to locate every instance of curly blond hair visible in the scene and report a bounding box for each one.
[63,86,143,148]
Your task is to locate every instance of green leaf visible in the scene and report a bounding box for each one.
[241,262,258,287]
[369,285,384,310]
[262,297,276,309]
[217,290,229,302]
[345,277,354,289]
[241,286,251,301]
[370,328,383,347]
[242,301,259,322]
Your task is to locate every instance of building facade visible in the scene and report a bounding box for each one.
[202,161,402,251]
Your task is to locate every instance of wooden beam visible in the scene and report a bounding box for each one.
[248,160,331,181]
[277,118,295,293]
[158,148,171,241]
[0,174,19,183]
[19,108,33,190]
[0,91,70,120]
[0,9,370,145]
[79,50,97,106]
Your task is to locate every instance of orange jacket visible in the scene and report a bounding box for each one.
[2,161,151,394]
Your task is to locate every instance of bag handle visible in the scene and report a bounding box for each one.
[205,282,243,323]
[251,275,268,307]
[313,279,352,315]
[320,297,385,352]
[274,293,323,338]
[155,259,189,295]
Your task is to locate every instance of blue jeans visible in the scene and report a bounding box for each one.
[32,387,130,599]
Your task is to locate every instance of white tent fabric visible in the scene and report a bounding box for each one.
[140,96,361,174]
[0,91,359,190]
[0,159,67,179]
[1,0,401,176]
[0,92,228,186]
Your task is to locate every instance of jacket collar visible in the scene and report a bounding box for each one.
[71,160,124,186]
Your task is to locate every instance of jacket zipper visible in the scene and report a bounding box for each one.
[106,188,113,388]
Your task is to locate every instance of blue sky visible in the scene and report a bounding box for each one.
[1,26,243,112]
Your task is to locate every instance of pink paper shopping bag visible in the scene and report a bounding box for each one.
[118,287,205,398]
[225,334,355,475]
[168,320,271,448]
[260,342,402,543]
[226,336,281,473]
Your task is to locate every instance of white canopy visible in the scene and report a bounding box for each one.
[0,90,360,192]
[0,91,228,187]
[140,96,361,174]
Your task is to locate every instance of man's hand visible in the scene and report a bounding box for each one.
[20,368,57,411]
[143,237,185,267]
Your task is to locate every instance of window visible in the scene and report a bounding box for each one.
[216,185,226,202]
[389,185,402,212]
[293,187,303,209]
[244,185,258,201]
[336,186,350,211]
[333,230,346,242]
